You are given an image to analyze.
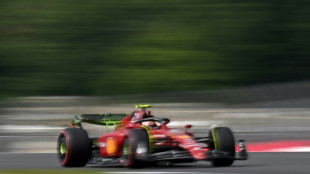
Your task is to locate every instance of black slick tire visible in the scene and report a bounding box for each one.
[57,128,90,167]
[122,129,150,168]
[211,127,235,167]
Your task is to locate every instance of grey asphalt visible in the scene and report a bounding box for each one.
[0,153,309,174]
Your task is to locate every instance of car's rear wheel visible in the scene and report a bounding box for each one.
[121,129,150,167]
[57,128,90,167]
[211,127,235,167]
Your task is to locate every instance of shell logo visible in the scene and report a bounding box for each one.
[106,137,117,154]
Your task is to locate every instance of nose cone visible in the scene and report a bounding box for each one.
[173,134,207,160]
[191,148,207,160]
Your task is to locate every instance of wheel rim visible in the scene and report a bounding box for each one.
[60,141,67,154]
[123,143,129,155]
[121,138,131,166]
[58,137,67,162]
[136,142,147,156]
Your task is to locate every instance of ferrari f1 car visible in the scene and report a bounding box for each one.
[57,105,248,167]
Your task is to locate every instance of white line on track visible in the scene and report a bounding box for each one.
[0,125,65,133]
[267,147,310,152]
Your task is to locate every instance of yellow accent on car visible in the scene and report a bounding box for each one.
[135,105,152,108]
[212,127,219,150]
[140,125,153,153]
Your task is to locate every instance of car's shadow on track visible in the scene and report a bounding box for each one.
[86,163,266,169]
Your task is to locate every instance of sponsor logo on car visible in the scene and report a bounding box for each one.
[106,137,117,154]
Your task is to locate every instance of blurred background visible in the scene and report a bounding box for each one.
[1,0,310,153]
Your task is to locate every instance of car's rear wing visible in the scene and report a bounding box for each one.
[71,113,127,131]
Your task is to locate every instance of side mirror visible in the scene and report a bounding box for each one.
[184,124,193,136]
[184,124,192,129]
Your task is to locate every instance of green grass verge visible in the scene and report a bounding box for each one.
[0,169,103,174]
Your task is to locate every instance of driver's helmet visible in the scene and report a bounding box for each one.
[142,121,157,128]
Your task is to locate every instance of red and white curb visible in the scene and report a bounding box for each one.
[239,140,310,152]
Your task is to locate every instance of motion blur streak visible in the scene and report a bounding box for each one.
[1,88,310,153]
[1,0,310,98]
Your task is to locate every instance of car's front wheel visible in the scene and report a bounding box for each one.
[121,129,150,167]
[210,127,235,167]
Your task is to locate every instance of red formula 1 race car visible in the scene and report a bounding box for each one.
[57,105,248,167]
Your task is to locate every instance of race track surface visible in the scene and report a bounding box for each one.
[0,153,309,174]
